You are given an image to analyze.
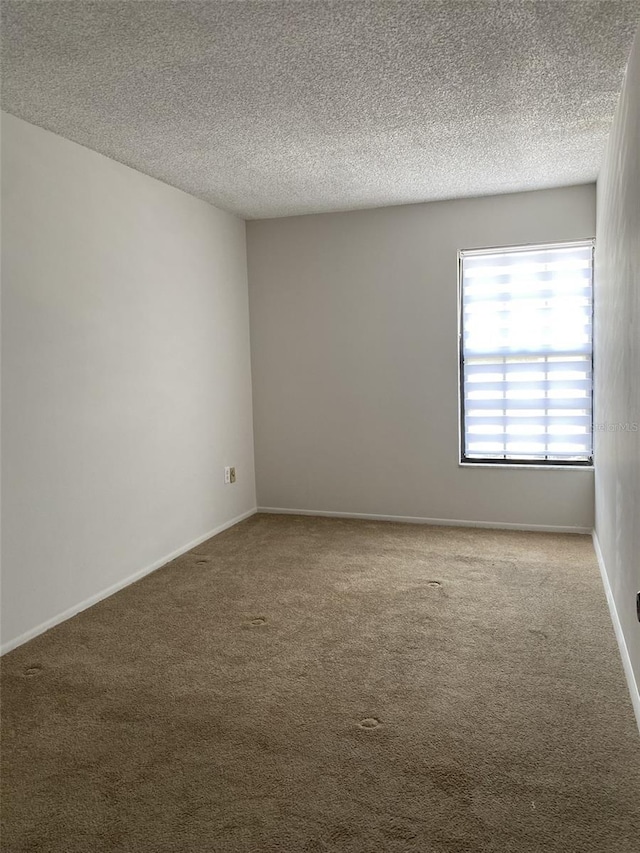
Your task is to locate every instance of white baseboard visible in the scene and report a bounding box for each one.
[592,531,640,734]
[257,506,591,534]
[0,507,257,656]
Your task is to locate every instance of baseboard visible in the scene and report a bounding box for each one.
[257,506,592,534]
[0,507,258,656]
[592,531,640,734]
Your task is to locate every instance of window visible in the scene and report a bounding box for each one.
[459,241,594,466]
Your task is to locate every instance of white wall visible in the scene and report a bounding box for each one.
[247,185,595,531]
[594,29,640,718]
[1,113,256,652]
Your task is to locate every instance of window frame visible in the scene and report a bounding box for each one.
[457,239,595,469]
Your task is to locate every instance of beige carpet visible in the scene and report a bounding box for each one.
[2,514,639,852]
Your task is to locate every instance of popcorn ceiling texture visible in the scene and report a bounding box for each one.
[1,1,639,219]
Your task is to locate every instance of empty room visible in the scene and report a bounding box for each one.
[1,1,639,851]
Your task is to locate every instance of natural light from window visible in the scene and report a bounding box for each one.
[459,241,594,465]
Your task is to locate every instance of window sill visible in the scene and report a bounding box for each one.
[459,462,594,471]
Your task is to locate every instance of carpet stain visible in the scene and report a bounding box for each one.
[358,717,381,730]
[528,628,549,640]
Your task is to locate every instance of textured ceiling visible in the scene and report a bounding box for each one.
[2,1,639,219]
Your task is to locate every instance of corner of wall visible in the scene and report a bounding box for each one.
[592,530,640,734]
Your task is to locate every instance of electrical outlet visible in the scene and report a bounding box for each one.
[229,466,236,484]
[224,467,231,484]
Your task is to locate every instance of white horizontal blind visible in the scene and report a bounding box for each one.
[460,242,593,464]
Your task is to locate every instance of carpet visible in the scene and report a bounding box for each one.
[2,513,639,852]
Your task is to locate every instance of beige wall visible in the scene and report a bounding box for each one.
[247,185,596,531]
[1,113,256,651]
[594,29,640,718]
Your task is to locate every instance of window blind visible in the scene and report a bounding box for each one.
[460,242,593,464]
